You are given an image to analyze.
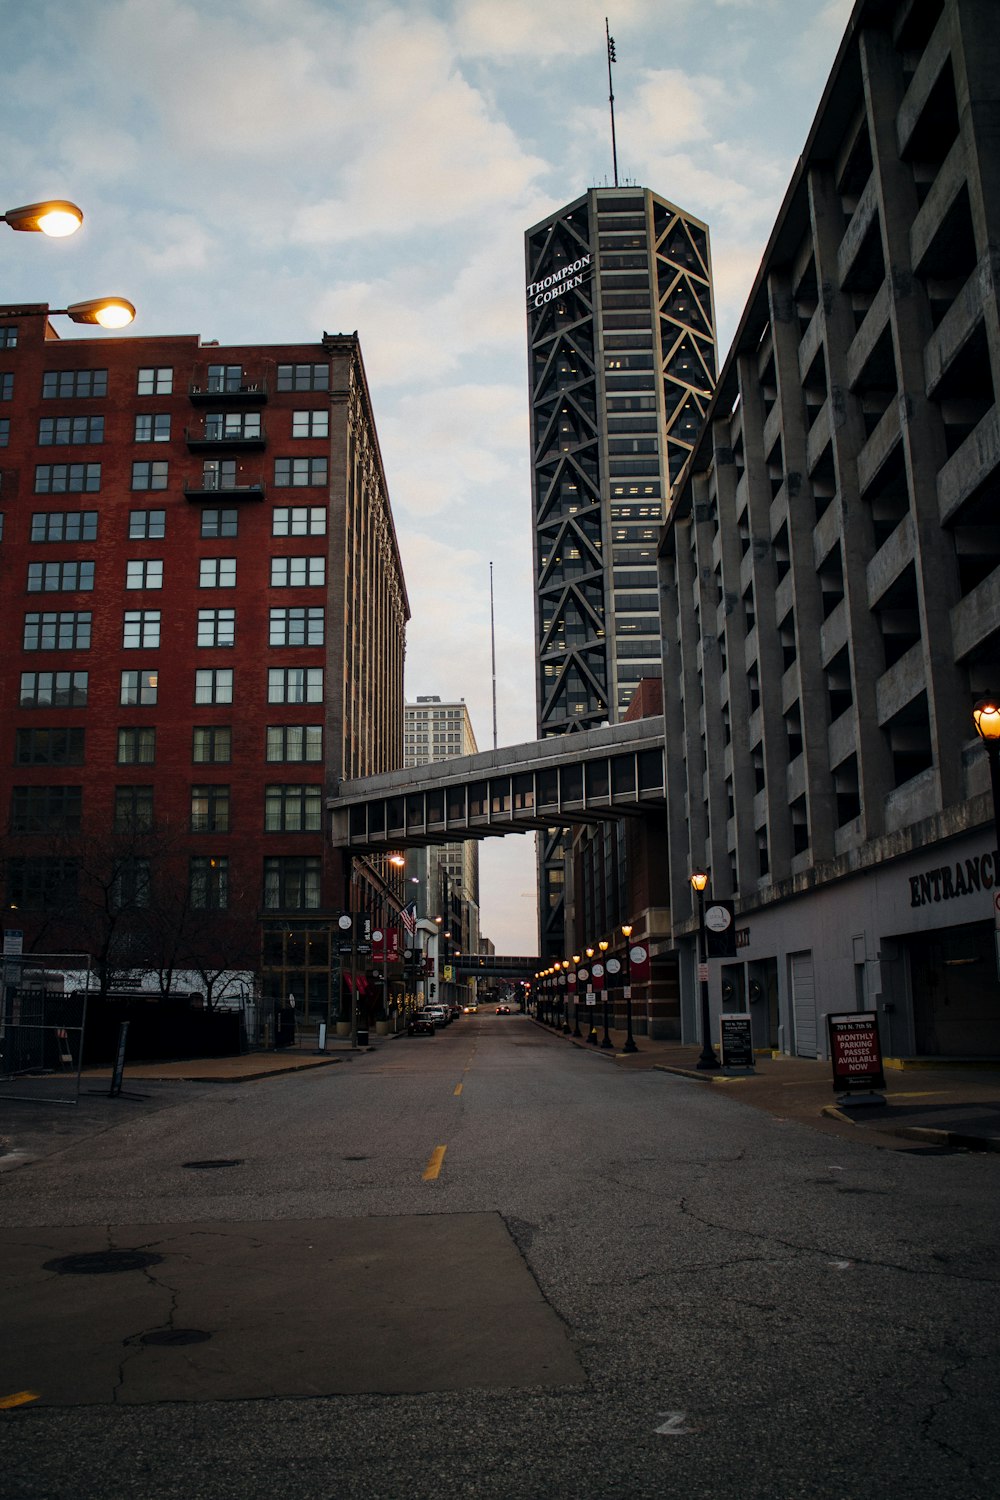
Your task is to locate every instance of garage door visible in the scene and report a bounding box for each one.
[790,951,817,1058]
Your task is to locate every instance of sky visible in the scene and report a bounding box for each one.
[1,0,854,952]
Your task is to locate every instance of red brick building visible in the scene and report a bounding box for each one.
[0,306,408,1021]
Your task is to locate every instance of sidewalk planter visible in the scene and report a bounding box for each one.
[375,1021,389,1036]
[336,1021,351,1038]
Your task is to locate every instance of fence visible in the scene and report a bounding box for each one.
[0,953,92,1105]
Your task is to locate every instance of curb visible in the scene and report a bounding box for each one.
[821,1103,1000,1152]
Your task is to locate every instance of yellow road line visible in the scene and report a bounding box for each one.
[422,1144,447,1180]
[454,1082,463,1096]
[0,1390,39,1410]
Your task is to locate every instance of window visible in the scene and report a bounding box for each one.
[195,667,233,704]
[200,458,238,490]
[137,367,172,395]
[20,671,88,707]
[23,612,91,650]
[38,416,104,445]
[123,610,161,649]
[120,669,159,706]
[132,460,168,490]
[190,855,228,909]
[0,417,9,446]
[115,785,154,832]
[0,326,17,348]
[27,560,95,592]
[201,508,238,538]
[111,858,151,911]
[42,369,107,399]
[272,507,326,536]
[7,857,78,909]
[269,607,324,646]
[117,727,156,764]
[204,412,260,440]
[274,457,327,487]
[0,373,12,400]
[270,555,325,586]
[197,608,236,647]
[292,410,329,438]
[206,364,242,393]
[265,783,322,831]
[276,364,328,391]
[263,855,321,910]
[35,463,101,493]
[15,728,85,765]
[193,726,231,763]
[199,557,237,588]
[129,509,166,539]
[268,666,323,703]
[11,785,82,832]
[266,725,322,762]
[191,784,230,833]
[126,559,163,590]
[134,413,171,442]
[31,511,98,543]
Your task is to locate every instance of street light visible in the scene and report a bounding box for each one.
[620,923,637,1053]
[2,199,83,237]
[598,940,613,1048]
[973,697,1000,857]
[10,296,136,329]
[690,871,720,1070]
[571,954,582,1036]
[560,961,571,1032]
[585,947,598,1043]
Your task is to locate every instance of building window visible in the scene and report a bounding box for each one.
[6,857,78,909]
[0,373,12,400]
[0,326,18,348]
[266,725,322,762]
[23,612,91,650]
[270,555,325,586]
[117,727,156,764]
[205,411,260,440]
[274,457,327,487]
[206,364,242,393]
[199,557,237,588]
[38,415,104,446]
[131,460,168,490]
[0,417,10,446]
[269,607,324,646]
[190,855,228,909]
[197,608,236,647]
[272,506,326,536]
[30,511,98,543]
[11,785,82,832]
[137,367,172,395]
[191,784,230,833]
[200,458,238,490]
[14,728,85,765]
[129,509,166,539]
[123,610,161,649]
[292,410,329,438]
[201,508,238,538]
[134,413,171,442]
[195,667,233,704]
[263,855,321,910]
[276,364,328,392]
[268,666,322,703]
[120,668,159,706]
[265,783,322,831]
[27,560,95,592]
[111,857,151,911]
[19,670,88,708]
[193,726,231,763]
[42,369,107,399]
[114,785,154,832]
[125,559,163,589]
[35,463,101,493]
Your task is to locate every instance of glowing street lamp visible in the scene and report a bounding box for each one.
[690,870,720,1070]
[620,923,637,1053]
[598,940,613,1049]
[54,296,135,328]
[2,199,83,237]
[973,696,1000,867]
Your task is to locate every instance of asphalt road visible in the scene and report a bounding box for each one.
[2,1012,998,1499]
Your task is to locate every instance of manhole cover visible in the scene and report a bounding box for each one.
[343,1154,368,1161]
[44,1250,164,1276]
[182,1158,243,1169]
[140,1328,212,1347]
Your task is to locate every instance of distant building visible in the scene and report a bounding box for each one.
[660,0,1000,1058]
[0,310,408,1022]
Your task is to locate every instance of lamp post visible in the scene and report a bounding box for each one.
[620,923,638,1053]
[572,955,582,1035]
[561,961,572,1032]
[690,871,720,1069]
[598,940,613,1048]
[973,697,1000,851]
[8,296,136,329]
[585,947,598,1043]
[2,199,83,237]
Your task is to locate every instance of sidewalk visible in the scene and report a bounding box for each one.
[533,1016,1000,1153]
[79,1035,389,1085]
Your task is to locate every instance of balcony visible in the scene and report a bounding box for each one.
[189,378,268,406]
[185,423,267,452]
[184,475,266,502]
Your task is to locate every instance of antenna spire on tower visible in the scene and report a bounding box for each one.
[606,17,619,188]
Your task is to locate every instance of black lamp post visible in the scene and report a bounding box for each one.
[973,697,1000,851]
[690,871,720,1070]
[621,923,638,1053]
[572,956,583,1036]
[561,962,572,1032]
[585,947,598,1043]
[599,941,613,1048]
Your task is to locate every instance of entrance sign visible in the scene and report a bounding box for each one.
[827,1011,886,1093]
[705,901,736,958]
[719,1013,754,1070]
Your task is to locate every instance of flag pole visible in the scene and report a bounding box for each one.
[606,18,619,188]
[490,560,498,750]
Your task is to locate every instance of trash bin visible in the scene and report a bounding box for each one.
[356,1028,369,1048]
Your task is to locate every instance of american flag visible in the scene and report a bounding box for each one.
[400,901,417,935]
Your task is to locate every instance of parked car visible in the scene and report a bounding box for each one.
[449,1005,462,1021]
[422,1005,448,1028]
[408,1010,437,1036]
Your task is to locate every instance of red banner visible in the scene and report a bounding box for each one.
[372,927,401,962]
[627,943,650,984]
[591,962,605,991]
